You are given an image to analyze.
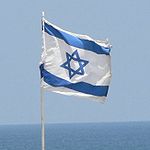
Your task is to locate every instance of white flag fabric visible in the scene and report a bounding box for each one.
[40,19,112,101]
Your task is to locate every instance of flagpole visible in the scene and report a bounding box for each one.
[41,11,46,150]
[40,86,45,150]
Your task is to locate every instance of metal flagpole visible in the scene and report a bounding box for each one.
[41,11,46,150]
[40,86,45,150]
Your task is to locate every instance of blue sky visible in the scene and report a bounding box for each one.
[0,0,150,124]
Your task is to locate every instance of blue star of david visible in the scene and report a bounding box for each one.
[60,50,89,79]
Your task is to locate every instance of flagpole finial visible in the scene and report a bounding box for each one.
[42,11,45,18]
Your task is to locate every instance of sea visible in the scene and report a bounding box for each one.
[0,122,150,150]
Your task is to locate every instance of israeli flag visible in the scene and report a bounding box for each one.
[40,19,112,101]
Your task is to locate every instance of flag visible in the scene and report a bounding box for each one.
[40,19,112,101]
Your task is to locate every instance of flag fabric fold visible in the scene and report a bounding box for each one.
[40,19,112,101]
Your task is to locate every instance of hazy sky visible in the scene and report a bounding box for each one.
[0,0,150,124]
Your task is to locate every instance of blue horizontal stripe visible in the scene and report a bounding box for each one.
[44,22,110,55]
[40,64,109,97]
